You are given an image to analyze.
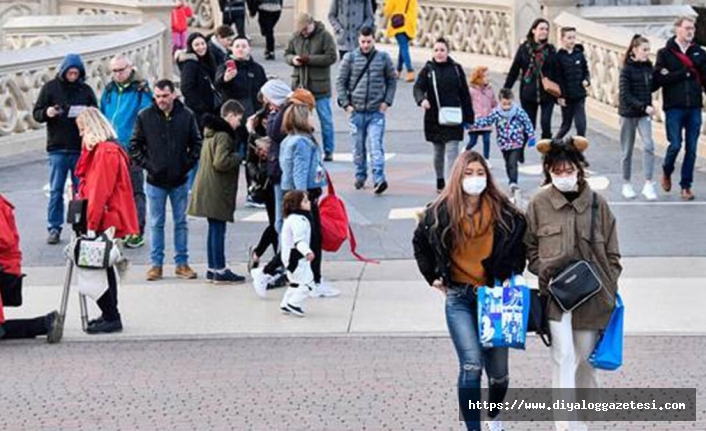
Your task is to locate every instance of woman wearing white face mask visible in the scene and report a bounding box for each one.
[524,136,622,431]
[413,150,527,431]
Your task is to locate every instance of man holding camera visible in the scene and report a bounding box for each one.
[33,53,97,245]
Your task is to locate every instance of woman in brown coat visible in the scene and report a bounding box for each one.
[524,136,622,430]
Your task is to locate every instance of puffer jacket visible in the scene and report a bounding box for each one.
[100,71,152,150]
[336,48,397,112]
[413,200,527,287]
[284,21,338,98]
[177,52,218,128]
[619,58,656,117]
[549,44,590,101]
[524,184,622,331]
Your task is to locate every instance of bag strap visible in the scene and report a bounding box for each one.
[589,191,597,247]
[324,169,336,197]
[431,67,441,107]
[350,50,377,97]
[347,224,379,264]
[404,0,410,13]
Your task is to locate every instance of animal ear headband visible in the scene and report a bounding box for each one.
[536,136,589,154]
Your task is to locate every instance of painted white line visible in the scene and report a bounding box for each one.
[333,153,396,162]
[609,201,706,206]
[389,207,425,220]
[517,164,544,176]
[240,212,269,222]
[586,176,610,191]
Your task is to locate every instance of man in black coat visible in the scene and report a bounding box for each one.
[654,15,706,201]
[550,27,590,140]
[32,53,97,245]
[129,80,202,282]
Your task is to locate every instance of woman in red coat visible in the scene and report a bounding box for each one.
[0,194,62,342]
[75,107,138,334]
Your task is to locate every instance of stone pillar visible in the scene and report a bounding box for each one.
[137,0,173,80]
[541,0,580,44]
[40,0,58,15]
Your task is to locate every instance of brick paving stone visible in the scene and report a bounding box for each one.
[0,336,703,430]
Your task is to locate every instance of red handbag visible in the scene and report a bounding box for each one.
[319,171,378,263]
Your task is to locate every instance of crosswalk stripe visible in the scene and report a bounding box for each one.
[389,207,424,220]
[331,153,396,162]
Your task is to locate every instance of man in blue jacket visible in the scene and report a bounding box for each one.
[100,54,152,248]
[33,53,97,245]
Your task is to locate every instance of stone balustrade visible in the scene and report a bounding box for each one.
[58,0,139,16]
[0,21,165,156]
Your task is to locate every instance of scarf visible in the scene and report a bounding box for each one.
[523,41,550,84]
[498,102,519,120]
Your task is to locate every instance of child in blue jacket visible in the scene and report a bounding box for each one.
[470,88,535,191]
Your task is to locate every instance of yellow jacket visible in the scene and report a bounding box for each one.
[384,0,418,40]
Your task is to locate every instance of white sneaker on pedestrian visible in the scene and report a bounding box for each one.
[485,419,504,431]
[250,267,272,299]
[509,183,520,193]
[641,181,658,201]
[485,159,492,170]
[622,183,636,199]
[309,281,340,298]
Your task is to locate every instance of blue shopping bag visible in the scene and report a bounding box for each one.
[477,275,531,349]
[589,293,624,370]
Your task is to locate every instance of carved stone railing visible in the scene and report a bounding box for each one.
[58,0,139,16]
[0,1,44,27]
[374,0,515,60]
[3,14,142,50]
[0,21,164,152]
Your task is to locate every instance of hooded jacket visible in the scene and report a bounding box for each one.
[619,58,656,118]
[654,36,706,110]
[471,104,535,151]
[75,141,139,239]
[284,21,338,98]
[32,54,98,152]
[129,99,203,189]
[413,200,527,287]
[177,51,219,127]
[100,70,152,150]
[412,58,474,144]
[187,114,242,222]
[549,44,590,101]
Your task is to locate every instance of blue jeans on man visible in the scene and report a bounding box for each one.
[350,111,387,186]
[47,151,80,234]
[145,182,189,267]
[316,97,335,156]
[663,108,701,191]
[446,285,509,430]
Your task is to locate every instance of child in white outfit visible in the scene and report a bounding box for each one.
[280,190,316,317]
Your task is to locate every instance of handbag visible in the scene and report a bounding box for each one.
[0,271,24,307]
[589,292,624,370]
[390,0,409,29]
[528,288,552,346]
[72,233,116,269]
[547,193,603,312]
[67,199,88,235]
[477,275,531,350]
[431,68,463,126]
[541,73,562,98]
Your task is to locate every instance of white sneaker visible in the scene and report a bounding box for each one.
[485,419,504,431]
[486,159,493,170]
[509,183,520,193]
[309,281,340,298]
[641,181,658,201]
[250,267,272,298]
[622,183,636,199]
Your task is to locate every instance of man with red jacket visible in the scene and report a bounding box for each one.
[0,194,62,342]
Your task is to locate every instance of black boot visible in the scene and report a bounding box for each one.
[436,178,445,194]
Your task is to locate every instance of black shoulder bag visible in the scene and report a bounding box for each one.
[547,192,603,313]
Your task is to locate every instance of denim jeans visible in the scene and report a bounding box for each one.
[146,182,189,267]
[187,161,199,193]
[663,108,701,190]
[620,116,655,182]
[395,33,413,72]
[502,148,522,185]
[350,111,387,185]
[315,97,336,156]
[446,285,509,431]
[207,218,227,270]
[274,183,284,235]
[466,132,492,159]
[47,151,80,233]
[129,163,147,235]
[555,98,587,140]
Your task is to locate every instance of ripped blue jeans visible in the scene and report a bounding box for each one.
[446,284,509,430]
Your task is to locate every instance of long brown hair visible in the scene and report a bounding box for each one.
[429,151,516,246]
[623,34,650,66]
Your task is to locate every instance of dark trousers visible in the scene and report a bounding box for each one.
[1,315,48,339]
[130,163,146,235]
[555,98,587,139]
[96,267,120,322]
[308,190,322,284]
[226,14,246,38]
[258,10,281,53]
[254,186,278,257]
[522,99,555,140]
[207,218,227,270]
[502,149,522,184]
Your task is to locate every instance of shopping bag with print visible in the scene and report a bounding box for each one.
[477,275,531,349]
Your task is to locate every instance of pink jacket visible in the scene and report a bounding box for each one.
[469,84,497,132]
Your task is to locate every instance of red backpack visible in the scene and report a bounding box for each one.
[319,171,378,263]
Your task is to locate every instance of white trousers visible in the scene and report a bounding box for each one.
[549,311,600,431]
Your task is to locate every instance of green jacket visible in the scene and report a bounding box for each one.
[284,21,338,98]
[187,115,242,222]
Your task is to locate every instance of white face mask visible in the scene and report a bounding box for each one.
[462,176,487,195]
[551,173,579,192]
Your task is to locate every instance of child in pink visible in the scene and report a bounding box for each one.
[467,66,497,159]
[171,0,193,52]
